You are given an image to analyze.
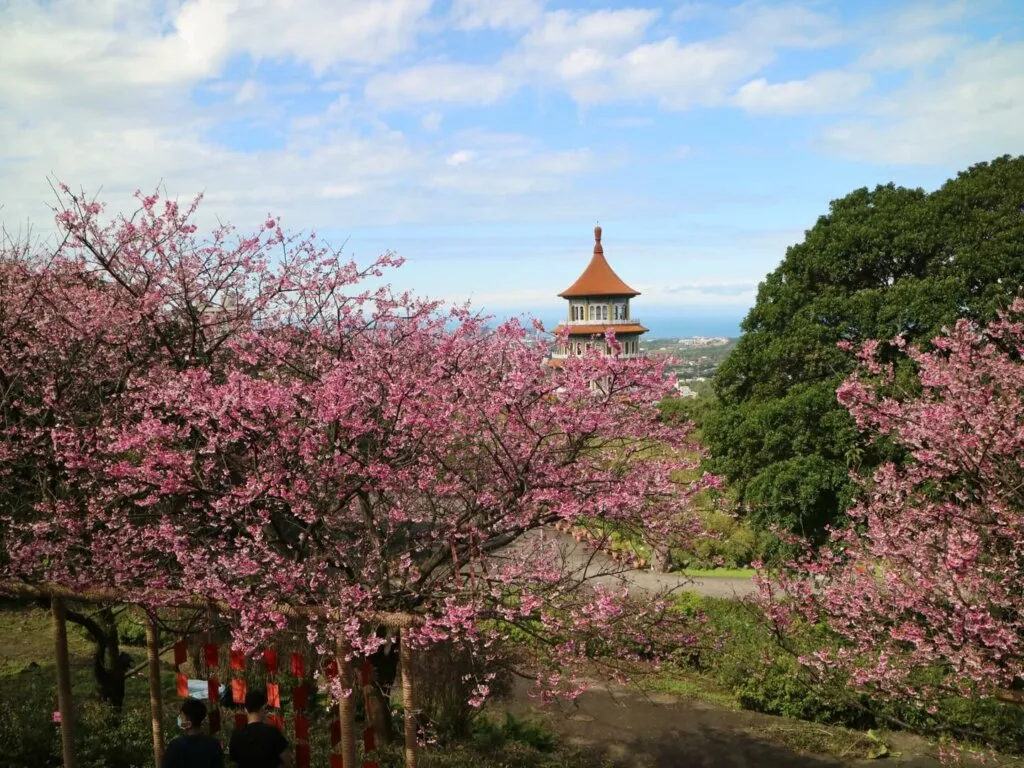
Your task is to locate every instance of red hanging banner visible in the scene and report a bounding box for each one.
[359,659,372,687]
[176,673,188,698]
[231,678,247,703]
[294,714,309,741]
[295,743,311,768]
[204,643,219,668]
[230,650,246,671]
[290,653,305,678]
[264,648,279,674]
[292,684,309,711]
[362,761,379,768]
[234,713,247,730]
[330,756,343,768]
[173,641,187,667]
[208,709,221,734]
[325,659,338,679]
[363,726,375,752]
[267,682,281,709]
[267,713,284,732]
[208,677,220,703]
[329,718,341,746]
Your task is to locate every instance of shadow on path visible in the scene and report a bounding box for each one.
[499,679,942,768]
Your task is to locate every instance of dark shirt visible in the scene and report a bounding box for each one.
[229,721,290,768]
[163,732,223,768]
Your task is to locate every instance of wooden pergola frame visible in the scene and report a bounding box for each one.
[0,581,422,768]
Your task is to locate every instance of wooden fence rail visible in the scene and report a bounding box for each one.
[0,581,421,768]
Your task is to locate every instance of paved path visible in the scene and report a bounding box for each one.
[497,528,756,599]
[498,676,941,768]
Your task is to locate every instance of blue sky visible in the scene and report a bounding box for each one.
[1,0,1022,336]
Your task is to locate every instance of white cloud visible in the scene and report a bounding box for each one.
[449,0,545,30]
[445,150,475,166]
[420,111,443,131]
[366,63,517,106]
[727,2,842,48]
[819,40,1024,165]
[734,70,872,114]
[859,35,963,70]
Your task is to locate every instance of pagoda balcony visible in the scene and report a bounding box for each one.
[560,318,642,327]
[549,351,644,359]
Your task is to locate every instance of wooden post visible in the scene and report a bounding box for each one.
[400,630,417,768]
[145,613,165,768]
[336,639,357,768]
[52,597,77,768]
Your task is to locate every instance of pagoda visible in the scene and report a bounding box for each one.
[551,226,647,363]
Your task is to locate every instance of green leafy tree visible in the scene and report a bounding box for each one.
[705,154,1024,538]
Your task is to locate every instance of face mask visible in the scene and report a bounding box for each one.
[177,715,187,731]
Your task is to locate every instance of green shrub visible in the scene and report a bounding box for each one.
[412,640,513,740]
[0,666,162,768]
[676,593,1024,753]
[471,713,555,753]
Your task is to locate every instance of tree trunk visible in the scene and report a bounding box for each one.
[61,603,130,711]
[92,607,130,710]
[368,637,400,745]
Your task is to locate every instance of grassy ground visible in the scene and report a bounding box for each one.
[3,601,1020,768]
[678,567,756,579]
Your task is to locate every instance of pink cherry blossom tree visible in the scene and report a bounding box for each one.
[1,186,713,725]
[759,301,1024,745]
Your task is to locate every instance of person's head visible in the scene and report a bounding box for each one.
[244,690,268,721]
[178,698,207,732]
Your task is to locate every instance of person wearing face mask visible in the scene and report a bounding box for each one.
[163,697,224,768]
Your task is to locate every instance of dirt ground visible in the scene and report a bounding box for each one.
[496,677,951,768]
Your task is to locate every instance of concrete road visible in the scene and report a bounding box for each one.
[496,528,756,600]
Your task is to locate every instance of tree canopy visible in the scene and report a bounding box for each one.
[704,155,1024,538]
[763,301,1024,729]
[0,186,712,706]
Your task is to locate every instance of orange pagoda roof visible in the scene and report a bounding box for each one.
[558,226,640,298]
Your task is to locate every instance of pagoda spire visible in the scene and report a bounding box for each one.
[558,226,640,298]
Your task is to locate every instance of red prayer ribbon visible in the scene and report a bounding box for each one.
[176,673,188,698]
[329,718,341,746]
[264,648,279,674]
[330,755,343,768]
[325,659,338,679]
[173,641,187,667]
[363,726,375,752]
[230,650,245,671]
[290,653,305,678]
[233,713,247,730]
[359,660,372,687]
[267,713,284,732]
[292,684,309,711]
[231,678,247,704]
[208,677,220,703]
[267,682,280,708]
[295,744,311,768]
[204,643,218,668]
[294,714,309,741]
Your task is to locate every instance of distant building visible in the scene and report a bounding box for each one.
[550,226,648,365]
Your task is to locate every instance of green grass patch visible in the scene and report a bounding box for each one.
[677,567,755,579]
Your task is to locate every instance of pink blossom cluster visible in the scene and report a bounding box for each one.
[762,303,1024,714]
[1,186,711,704]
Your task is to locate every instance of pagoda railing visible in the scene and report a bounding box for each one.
[560,318,642,327]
